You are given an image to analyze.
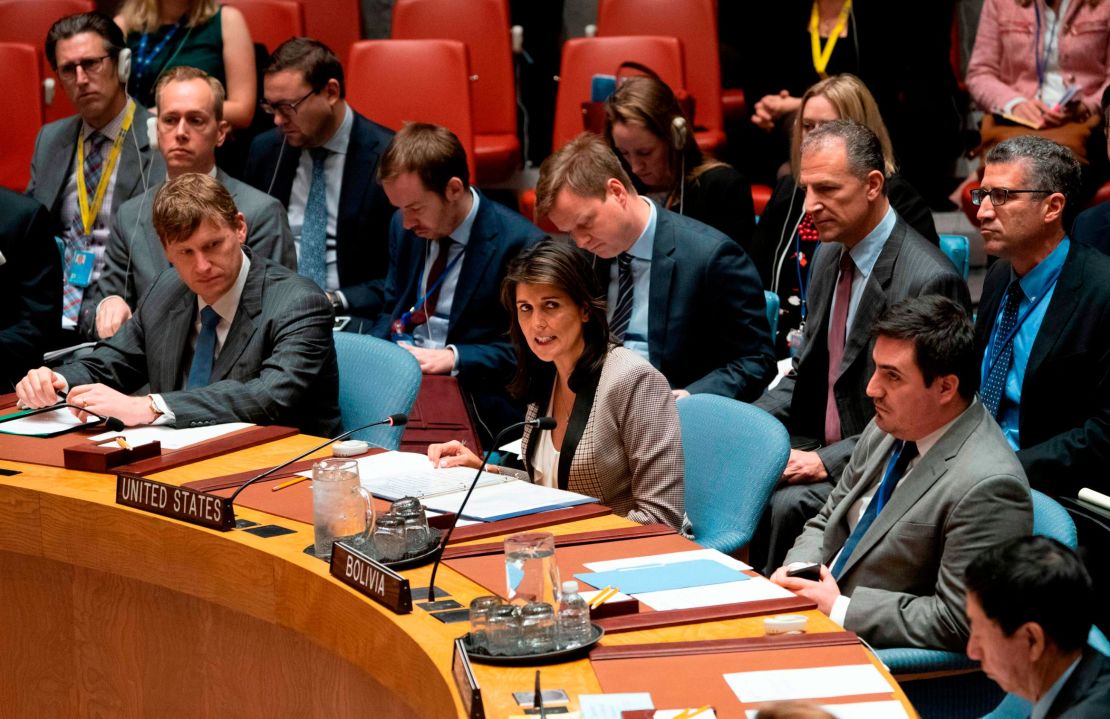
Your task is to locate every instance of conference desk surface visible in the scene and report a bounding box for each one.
[0,433,917,718]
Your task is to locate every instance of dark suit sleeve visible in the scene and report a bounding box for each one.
[685,240,777,399]
[1071,205,1110,257]
[57,298,152,393]
[370,212,406,339]
[98,206,138,309]
[0,200,61,383]
[688,166,756,250]
[246,196,297,270]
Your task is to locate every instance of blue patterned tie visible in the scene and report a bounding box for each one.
[63,131,109,323]
[981,281,1025,418]
[830,440,917,580]
[299,147,329,289]
[610,252,635,341]
[187,306,222,390]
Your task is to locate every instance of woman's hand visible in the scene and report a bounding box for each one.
[427,440,483,470]
[751,90,801,131]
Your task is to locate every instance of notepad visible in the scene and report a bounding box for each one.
[745,701,908,719]
[724,664,892,704]
[575,559,749,595]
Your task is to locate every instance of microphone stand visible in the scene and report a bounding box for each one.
[229,414,408,503]
[426,416,557,602]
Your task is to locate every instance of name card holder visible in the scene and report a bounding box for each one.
[452,637,485,719]
[115,472,235,531]
[329,540,413,614]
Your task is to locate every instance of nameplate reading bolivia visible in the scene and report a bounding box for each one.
[330,540,412,614]
[115,473,236,531]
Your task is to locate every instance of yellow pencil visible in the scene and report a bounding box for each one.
[588,586,613,609]
[686,706,711,719]
[114,437,132,450]
[271,475,309,492]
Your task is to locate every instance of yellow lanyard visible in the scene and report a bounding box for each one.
[810,0,853,79]
[75,100,136,237]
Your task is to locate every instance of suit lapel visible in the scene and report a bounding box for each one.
[158,292,197,392]
[837,223,902,379]
[111,107,155,213]
[647,208,676,371]
[211,256,263,381]
[1045,648,1104,719]
[42,117,82,215]
[338,112,384,244]
[449,193,495,329]
[558,371,600,491]
[1025,243,1082,385]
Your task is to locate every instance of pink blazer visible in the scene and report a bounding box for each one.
[967,0,1110,115]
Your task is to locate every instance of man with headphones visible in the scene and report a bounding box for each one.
[27,12,163,345]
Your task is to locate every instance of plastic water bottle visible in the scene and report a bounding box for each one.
[556,580,593,649]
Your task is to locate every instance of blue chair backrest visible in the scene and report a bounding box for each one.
[1032,489,1078,548]
[939,234,970,280]
[764,290,780,343]
[333,333,422,449]
[677,394,789,554]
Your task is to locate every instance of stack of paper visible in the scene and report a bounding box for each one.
[0,407,98,437]
[725,665,893,704]
[92,422,253,450]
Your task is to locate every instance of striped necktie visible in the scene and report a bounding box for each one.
[610,252,635,341]
[299,147,329,289]
[981,281,1025,417]
[63,131,111,324]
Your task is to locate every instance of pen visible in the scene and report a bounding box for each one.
[271,475,310,492]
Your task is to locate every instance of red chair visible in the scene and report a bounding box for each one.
[596,0,726,155]
[346,39,476,181]
[298,0,361,63]
[223,0,303,53]
[0,42,42,190]
[0,0,94,123]
[392,0,519,184]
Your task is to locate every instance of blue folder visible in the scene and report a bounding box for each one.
[575,558,749,595]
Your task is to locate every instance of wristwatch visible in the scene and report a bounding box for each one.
[325,291,342,312]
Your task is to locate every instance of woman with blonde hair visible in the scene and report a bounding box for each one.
[605,74,755,248]
[750,74,937,358]
[115,0,255,128]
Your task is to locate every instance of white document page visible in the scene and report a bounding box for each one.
[584,549,752,573]
[579,693,654,719]
[0,407,98,435]
[725,665,892,704]
[421,480,595,521]
[91,422,252,450]
[745,701,908,719]
[582,549,765,610]
[655,710,717,719]
[339,451,510,500]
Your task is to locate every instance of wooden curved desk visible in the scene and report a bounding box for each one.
[0,435,917,718]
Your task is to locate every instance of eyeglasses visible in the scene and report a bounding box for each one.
[58,55,111,81]
[970,188,1052,206]
[260,88,318,117]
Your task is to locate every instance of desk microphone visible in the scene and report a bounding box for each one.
[228,414,408,502]
[426,416,557,602]
[1,403,125,432]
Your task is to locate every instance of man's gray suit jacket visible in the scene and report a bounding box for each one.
[25,105,165,338]
[757,214,971,477]
[785,400,1032,651]
[96,170,297,313]
[58,251,340,437]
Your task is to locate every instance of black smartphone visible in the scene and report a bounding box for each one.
[787,563,822,581]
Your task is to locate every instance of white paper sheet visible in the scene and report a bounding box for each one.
[422,480,595,521]
[338,451,510,500]
[578,693,654,719]
[0,407,97,436]
[584,549,751,573]
[724,665,892,704]
[745,701,908,719]
[499,438,523,455]
[91,422,252,450]
[654,709,717,719]
[636,575,794,611]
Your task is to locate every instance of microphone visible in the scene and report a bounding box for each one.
[1,403,125,432]
[426,416,557,602]
[228,413,408,502]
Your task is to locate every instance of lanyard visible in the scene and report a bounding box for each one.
[406,242,467,316]
[810,0,853,79]
[135,16,185,82]
[1033,2,1064,93]
[984,269,1062,376]
[794,223,819,322]
[75,100,136,238]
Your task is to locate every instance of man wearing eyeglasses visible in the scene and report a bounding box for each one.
[974,135,1110,498]
[26,12,163,344]
[243,37,395,329]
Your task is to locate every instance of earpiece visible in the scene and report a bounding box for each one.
[670,116,688,151]
[671,116,687,214]
[117,47,132,84]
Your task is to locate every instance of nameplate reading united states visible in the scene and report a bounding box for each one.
[115,472,235,531]
[330,540,413,614]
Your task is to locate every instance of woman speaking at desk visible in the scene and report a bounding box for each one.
[428,240,685,530]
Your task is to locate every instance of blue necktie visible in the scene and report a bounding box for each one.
[299,147,329,289]
[610,252,635,341]
[187,306,221,390]
[981,281,1025,418]
[830,440,918,580]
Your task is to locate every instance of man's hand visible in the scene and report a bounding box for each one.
[770,563,841,615]
[96,296,133,339]
[15,367,66,408]
[671,389,690,400]
[399,343,454,374]
[781,448,829,484]
[67,384,157,426]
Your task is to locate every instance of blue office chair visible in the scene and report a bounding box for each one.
[677,395,789,554]
[940,234,971,281]
[763,290,780,343]
[333,333,422,449]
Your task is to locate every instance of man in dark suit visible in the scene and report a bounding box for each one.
[966,536,1110,717]
[974,135,1110,498]
[27,12,163,342]
[374,123,544,441]
[753,120,970,573]
[243,37,395,325]
[96,66,295,339]
[771,296,1032,651]
[14,174,339,437]
[0,190,62,390]
[1069,86,1110,256]
[536,132,775,401]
